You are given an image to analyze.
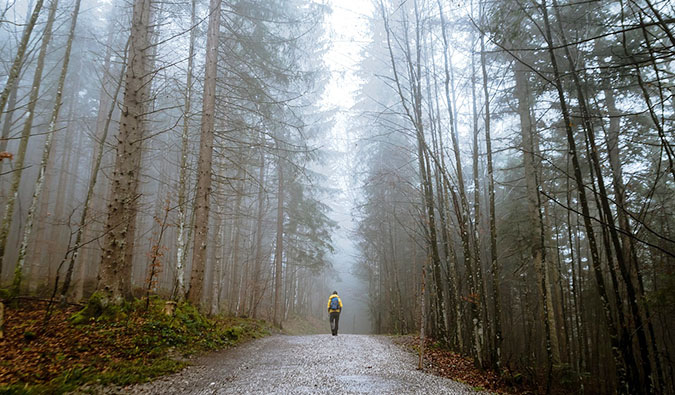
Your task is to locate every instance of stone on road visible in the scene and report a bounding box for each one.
[132,334,483,394]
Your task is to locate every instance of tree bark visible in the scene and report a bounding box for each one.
[13,0,81,295]
[0,0,58,289]
[250,149,266,318]
[480,26,502,371]
[98,0,152,303]
[0,0,45,121]
[273,156,284,327]
[187,0,221,307]
[61,42,126,300]
[514,58,559,391]
[174,0,197,303]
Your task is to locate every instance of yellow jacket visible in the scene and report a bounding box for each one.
[327,294,342,313]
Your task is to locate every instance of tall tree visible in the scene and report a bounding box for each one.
[98,0,153,303]
[13,0,82,294]
[187,0,221,306]
[174,0,198,302]
[0,0,58,287]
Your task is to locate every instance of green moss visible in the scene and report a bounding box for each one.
[3,298,270,394]
[69,292,133,325]
[223,325,244,341]
[0,366,91,394]
[69,292,106,325]
[97,358,186,386]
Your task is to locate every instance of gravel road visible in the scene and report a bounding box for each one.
[130,334,483,394]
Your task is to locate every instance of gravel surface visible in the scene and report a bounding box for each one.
[129,334,483,394]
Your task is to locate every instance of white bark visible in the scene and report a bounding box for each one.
[175,0,197,302]
[2,0,58,290]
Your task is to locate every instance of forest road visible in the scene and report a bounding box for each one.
[130,334,484,394]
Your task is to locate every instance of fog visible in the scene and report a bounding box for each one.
[0,0,673,392]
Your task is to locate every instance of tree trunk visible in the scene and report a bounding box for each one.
[551,2,652,390]
[0,0,45,121]
[174,0,197,303]
[273,157,284,327]
[470,42,488,367]
[514,58,559,391]
[187,0,220,307]
[603,77,665,393]
[250,149,266,318]
[61,43,127,300]
[0,0,58,289]
[0,78,18,177]
[98,0,152,304]
[540,1,627,391]
[480,27,502,371]
[13,0,81,294]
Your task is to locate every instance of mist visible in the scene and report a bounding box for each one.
[0,0,673,392]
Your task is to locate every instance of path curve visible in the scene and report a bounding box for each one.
[131,334,482,394]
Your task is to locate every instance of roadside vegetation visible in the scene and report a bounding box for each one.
[0,296,270,394]
[394,336,538,394]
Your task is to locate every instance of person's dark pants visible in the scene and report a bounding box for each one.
[330,312,340,335]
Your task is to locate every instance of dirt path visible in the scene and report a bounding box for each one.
[130,334,483,394]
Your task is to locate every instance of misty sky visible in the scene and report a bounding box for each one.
[320,0,374,334]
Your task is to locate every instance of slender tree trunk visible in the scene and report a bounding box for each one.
[0,0,58,289]
[438,0,477,354]
[210,199,224,315]
[551,2,652,390]
[0,0,45,121]
[229,167,245,313]
[0,0,33,173]
[603,79,665,393]
[13,0,81,294]
[0,80,18,177]
[250,149,266,318]
[419,254,428,370]
[540,1,628,392]
[480,27,502,371]
[187,0,220,307]
[174,0,197,302]
[273,157,284,327]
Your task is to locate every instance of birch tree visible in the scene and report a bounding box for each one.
[0,0,58,287]
[12,0,82,295]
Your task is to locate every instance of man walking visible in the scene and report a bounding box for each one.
[327,291,342,336]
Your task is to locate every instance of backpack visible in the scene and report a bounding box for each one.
[330,296,339,311]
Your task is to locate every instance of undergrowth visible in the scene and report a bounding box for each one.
[0,296,270,394]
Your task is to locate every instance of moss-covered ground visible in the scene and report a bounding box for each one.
[0,297,270,394]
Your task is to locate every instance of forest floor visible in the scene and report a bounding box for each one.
[0,298,270,394]
[394,336,541,394]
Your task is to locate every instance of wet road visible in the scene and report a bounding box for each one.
[131,334,483,394]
